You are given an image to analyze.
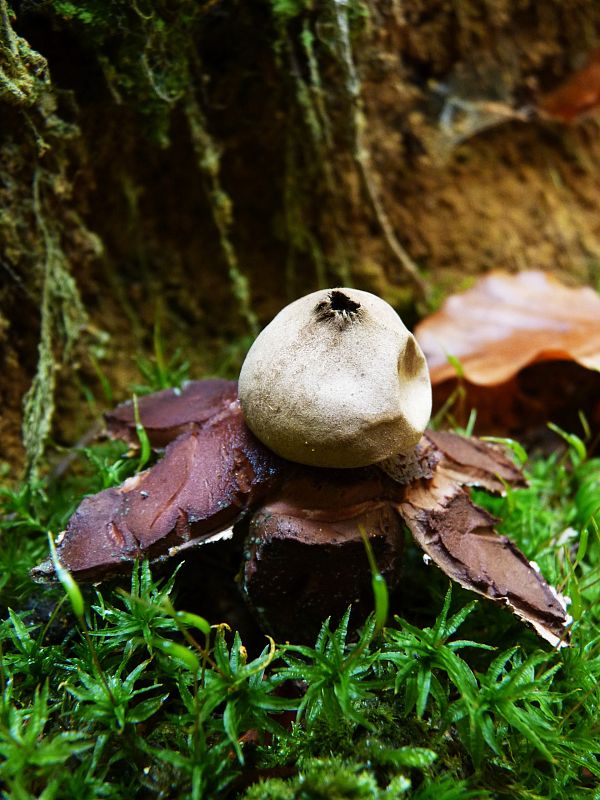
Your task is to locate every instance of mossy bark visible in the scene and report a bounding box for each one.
[2,0,600,473]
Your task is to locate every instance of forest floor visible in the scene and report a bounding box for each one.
[0,355,598,800]
[2,2,600,797]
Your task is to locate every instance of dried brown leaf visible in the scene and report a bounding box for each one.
[415,272,600,439]
[538,47,600,124]
[416,271,600,387]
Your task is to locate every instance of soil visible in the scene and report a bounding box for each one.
[2,0,600,475]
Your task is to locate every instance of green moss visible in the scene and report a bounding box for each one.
[243,757,407,799]
[2,0,267,474]
[270,0,314,25]
[0,0,48,106]
[185,95,259,336]
[269,1,358,291]
[242,760,492,800]
[21,170,89,478]
[46,0,200,143]
[0,417,598,798]
[266,0,428,298]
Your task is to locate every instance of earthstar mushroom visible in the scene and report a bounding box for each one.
[32,290,571,647]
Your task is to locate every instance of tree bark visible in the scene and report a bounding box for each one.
[2,0,600,473]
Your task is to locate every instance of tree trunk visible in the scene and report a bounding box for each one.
[2,0,600,474]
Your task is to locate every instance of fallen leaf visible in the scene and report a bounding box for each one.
[538,46,600,124]
[417,271,600,385]
[415,271,600,439]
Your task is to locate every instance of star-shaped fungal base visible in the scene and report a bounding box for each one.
[32,380,570,647]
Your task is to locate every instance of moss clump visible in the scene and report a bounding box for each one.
[0,0,48,106]
[0,416,598,799]
[242,758,412,799]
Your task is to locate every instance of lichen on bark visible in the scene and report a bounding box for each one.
[1,0,89,476]
[22,169,89,477]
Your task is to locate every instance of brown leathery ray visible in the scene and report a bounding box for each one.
[32,396,282,581]
[399,439,570,648]
[105,378,239,448]
[32,380,570,646]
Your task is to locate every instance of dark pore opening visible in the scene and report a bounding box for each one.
[328,290,360,314]
[313,290,362,325]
